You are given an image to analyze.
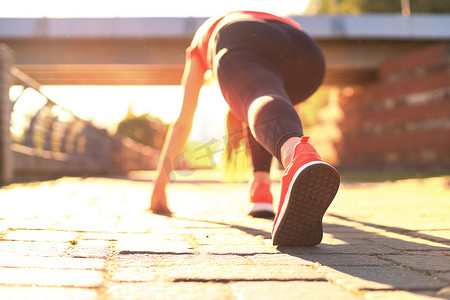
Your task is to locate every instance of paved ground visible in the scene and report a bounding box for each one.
[0,170,449,300]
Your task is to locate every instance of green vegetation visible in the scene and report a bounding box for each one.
[295,87,330,132]
[116,104,168,150]
[305,0,450,14]
[340,171,449,182]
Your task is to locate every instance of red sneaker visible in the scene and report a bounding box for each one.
[248,182,275,219]
[272,136,340,246]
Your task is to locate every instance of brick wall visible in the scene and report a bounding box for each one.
[337,43,450,172]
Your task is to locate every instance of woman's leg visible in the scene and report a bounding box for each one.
[214,20,324,163]
[246,126,272,173]
[216,50,304,163]
[246,127,275,218]
[215,21,340,246]
[217,50,302,219]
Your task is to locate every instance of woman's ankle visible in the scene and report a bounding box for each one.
[280,137,302,168]
[250,171,271,189]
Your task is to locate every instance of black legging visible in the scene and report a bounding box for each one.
[213,19,325,171]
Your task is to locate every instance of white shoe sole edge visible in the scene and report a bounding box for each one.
[250,202,274,213]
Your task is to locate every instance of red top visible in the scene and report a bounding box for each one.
[186,11,302,72]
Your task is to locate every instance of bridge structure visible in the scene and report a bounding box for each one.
[1,14,450,86]
[1,14,450,185]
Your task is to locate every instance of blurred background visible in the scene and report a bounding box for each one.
[0,0,449,184]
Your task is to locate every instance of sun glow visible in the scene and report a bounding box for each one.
[40,84,229,142]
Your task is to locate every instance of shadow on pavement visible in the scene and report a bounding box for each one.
[328,213,450,245]
[167,214,273,239]
[157,212,449,297]
[278,213,450,298]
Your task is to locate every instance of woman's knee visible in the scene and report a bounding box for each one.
[247,94,301,145]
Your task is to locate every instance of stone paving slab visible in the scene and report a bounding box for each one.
[0,256,105,270]
[69,240,115,258]
[435,273,450,282]
[368,236,450,251]
[116,239,195,255]
[230,281,361,300]
[3,229,79,242]
[270,253,392,266]
[381,251,450,272]
[0,267,104,287]
[413,231,450,244]
[363,291,448,300]
[0,173,449,299]
[0,218,60,231]
[278,243,398,255]
[319,265,447,290]
[105,282,232,300]
[0,286,99,300]
[0,241,70,257]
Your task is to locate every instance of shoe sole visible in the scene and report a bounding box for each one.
[272,161,340,247]
[249,210,276,219]
[249,203,275,219]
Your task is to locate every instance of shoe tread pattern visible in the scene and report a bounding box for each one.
[273,164,340,246]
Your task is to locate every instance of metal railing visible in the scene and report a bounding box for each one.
[0,44,159,184]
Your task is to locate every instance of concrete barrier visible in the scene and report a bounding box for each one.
[0,44,14,185]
